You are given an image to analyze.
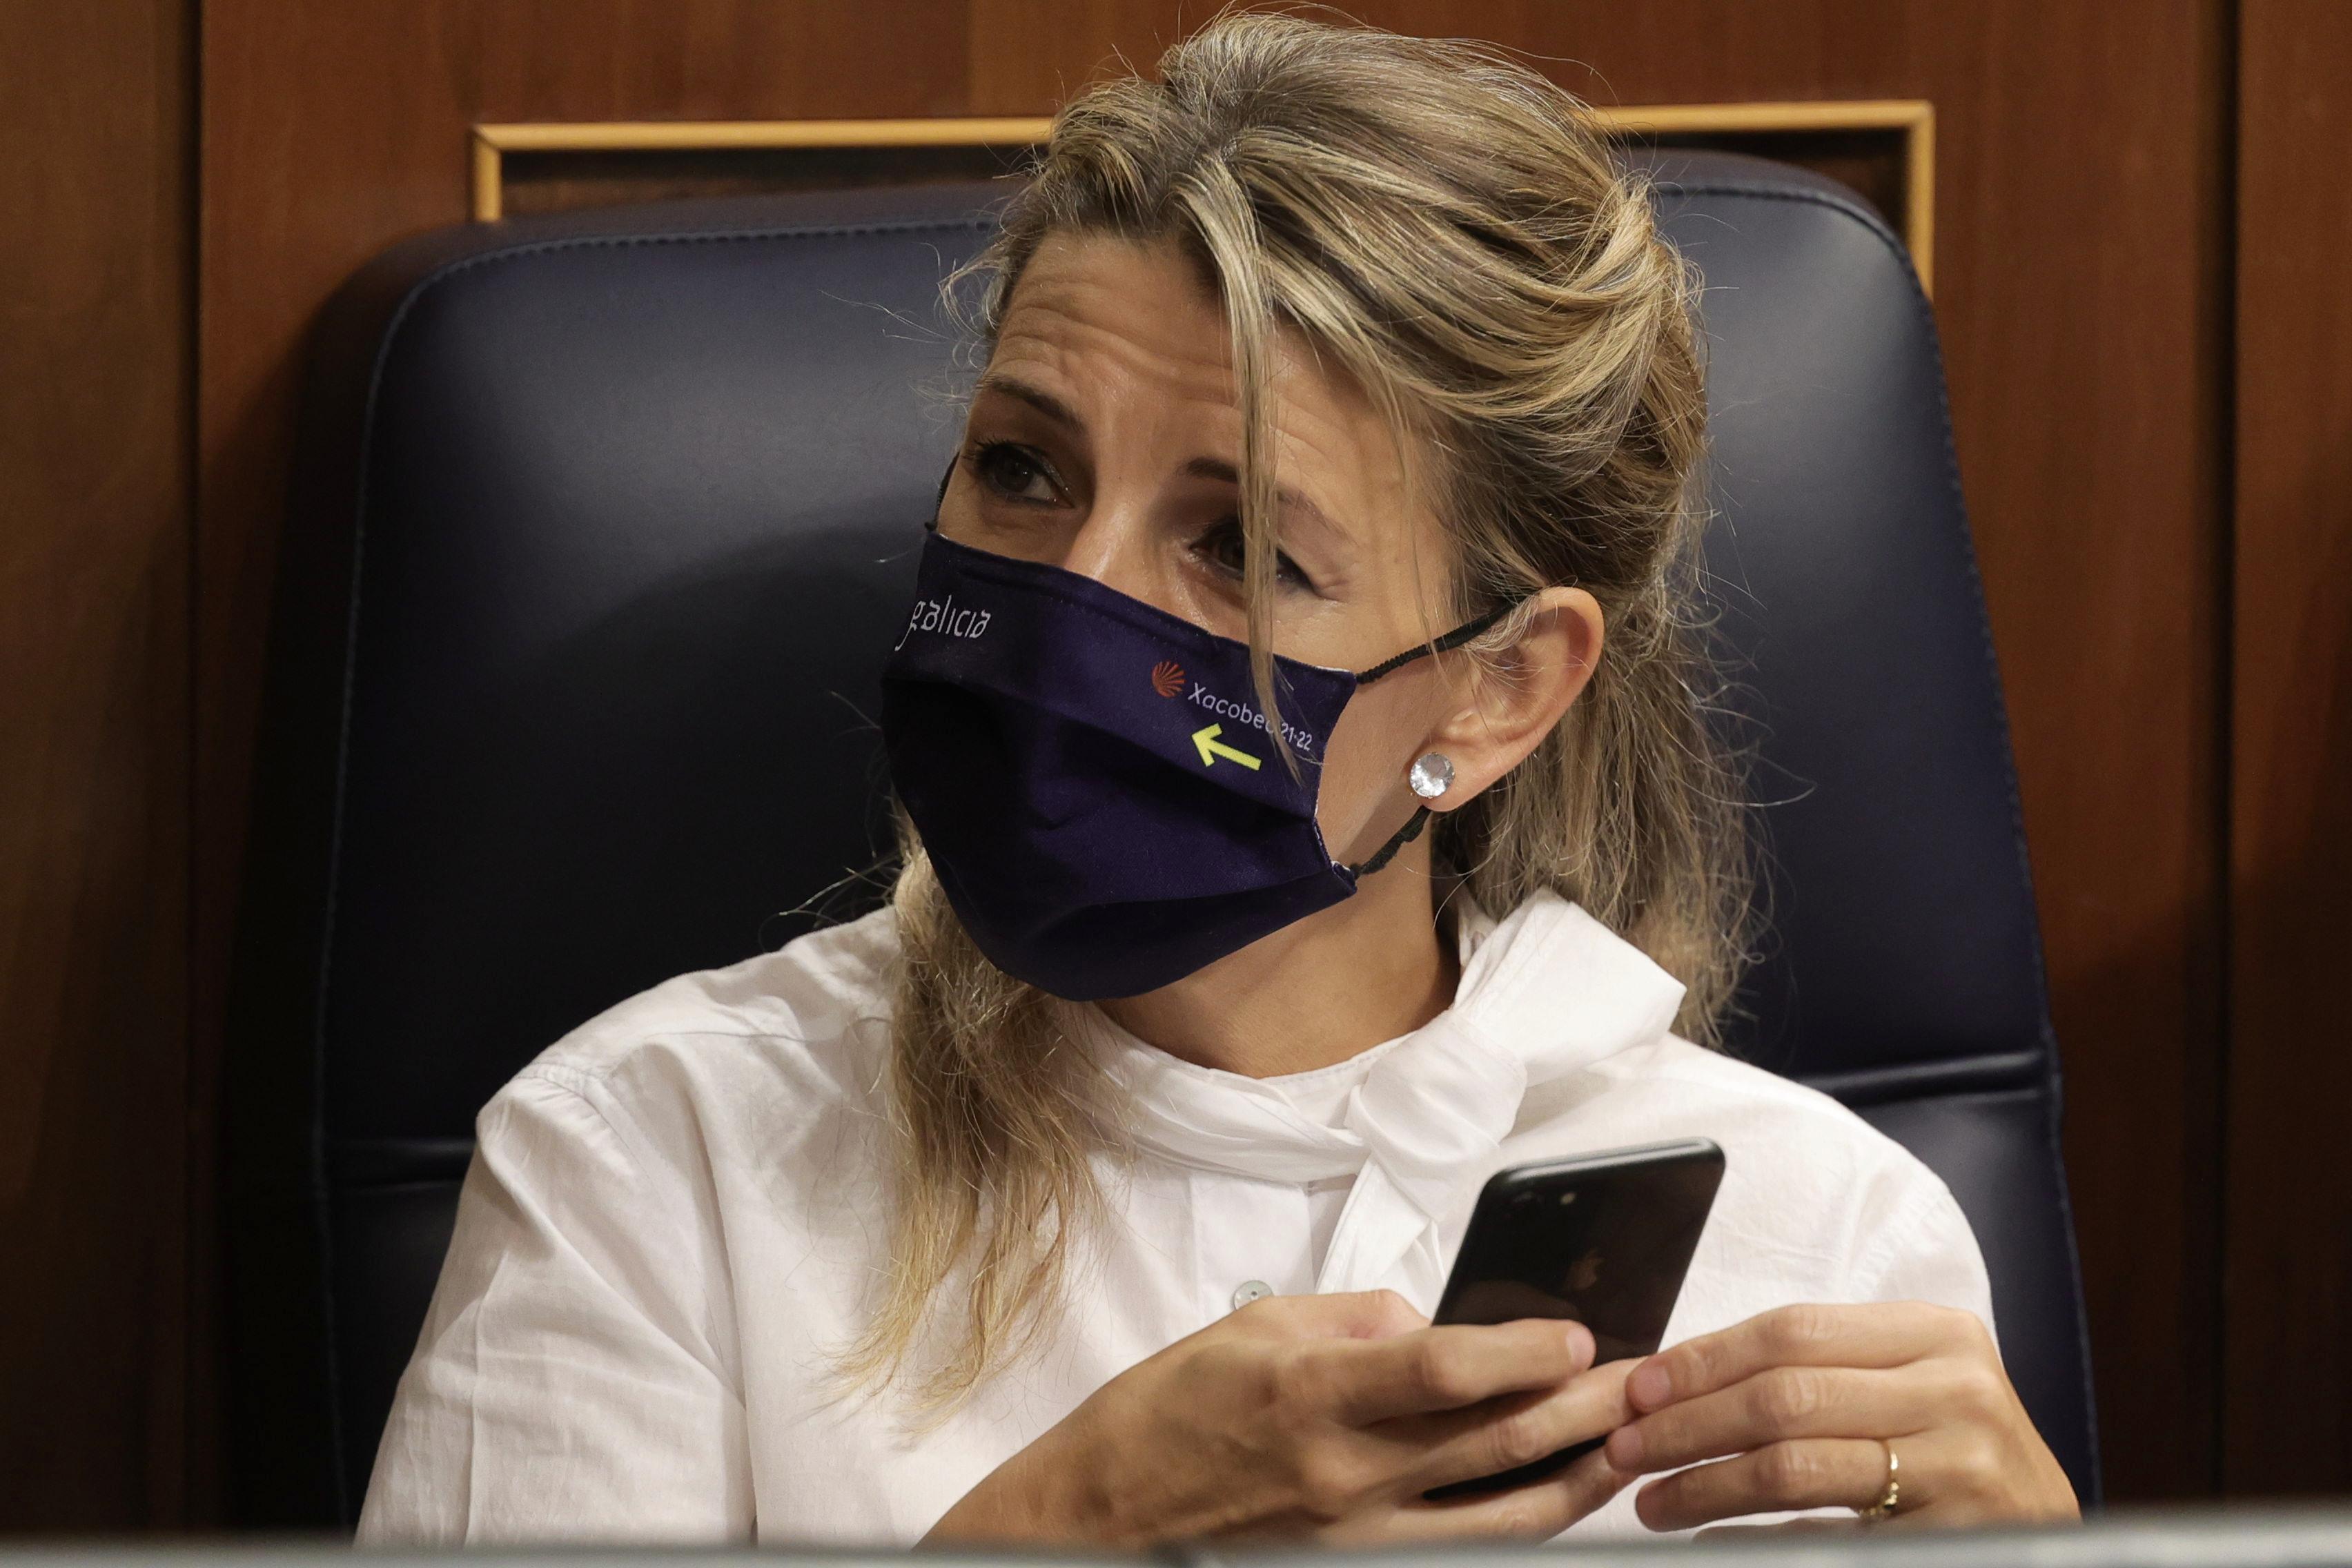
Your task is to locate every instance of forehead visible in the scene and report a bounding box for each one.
[987,230,1409,494]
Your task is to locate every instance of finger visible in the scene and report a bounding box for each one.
[1633,1438,1892,1533]
[1242,1288,1428,1342]
[1607,1364,1930,1474]
[1317,1317,1598,1424]
[1625,1302,1961,1413]
[1401,1358,1635,1493]
[1359,1446,1629,1543]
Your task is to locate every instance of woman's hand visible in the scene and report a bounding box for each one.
[1600,1302,2079,1533]
[922,1289,1636,1549]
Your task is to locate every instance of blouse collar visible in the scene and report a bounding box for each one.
[1058,889,1688,1312]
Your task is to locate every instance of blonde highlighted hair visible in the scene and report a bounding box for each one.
[834,8,1754,1415]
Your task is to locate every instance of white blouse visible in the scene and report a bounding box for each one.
[357,890,1996,1547]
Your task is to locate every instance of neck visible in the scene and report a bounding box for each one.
[1094,840,1460,1077]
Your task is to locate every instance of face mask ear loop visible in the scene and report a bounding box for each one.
[1337,597,1515,878]
[1338,595,1533,878]
[1352,597,1522,685]
[925,455,956,531]
[1346,803,1431,879]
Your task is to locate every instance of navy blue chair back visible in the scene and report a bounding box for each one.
[226,157,2097,1526]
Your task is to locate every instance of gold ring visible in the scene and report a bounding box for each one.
[1856,1442,1901,1521]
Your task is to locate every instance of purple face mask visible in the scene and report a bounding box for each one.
[880,502,1513,1001]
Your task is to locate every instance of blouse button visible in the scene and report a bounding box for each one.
[1231,1279,1274,1310]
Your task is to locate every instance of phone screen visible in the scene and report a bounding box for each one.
[1422,1138,1724,1500]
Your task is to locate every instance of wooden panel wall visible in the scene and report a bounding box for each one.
[2225,0,2352,1498]
[192,0,2234,1509]
[3,0,2344,1532]
[0,0,196,1530]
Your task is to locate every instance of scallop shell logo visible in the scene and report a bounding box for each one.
[1150,660,1186,698]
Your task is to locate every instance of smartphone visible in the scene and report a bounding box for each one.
[1420,1137,1725,1501]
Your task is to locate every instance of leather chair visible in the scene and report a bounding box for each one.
[224,154,2099,1527]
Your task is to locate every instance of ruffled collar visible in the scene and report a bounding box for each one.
[1058,890,1687,1312]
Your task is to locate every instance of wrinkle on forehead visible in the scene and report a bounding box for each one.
[984,230,1442,590]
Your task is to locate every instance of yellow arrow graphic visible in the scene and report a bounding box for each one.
[1190,723,1262,771]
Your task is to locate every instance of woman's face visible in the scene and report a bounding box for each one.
[937,229,1601,868]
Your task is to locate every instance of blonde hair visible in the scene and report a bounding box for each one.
[835,8,1753,1415]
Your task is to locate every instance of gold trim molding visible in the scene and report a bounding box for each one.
[472,99,1934,293]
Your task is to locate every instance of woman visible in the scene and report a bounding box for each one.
[357,13,2079,1548]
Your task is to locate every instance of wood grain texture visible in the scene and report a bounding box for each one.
[179,0,2240,1516]
[192,1,971,1064]
[478,129,1912,257]
[496,143,1039,217]
[0,0,195,1532]
[190,8,974,1525]
[2225,0,2352,1496]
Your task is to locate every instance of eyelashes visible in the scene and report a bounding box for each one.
[966,439,1317,594]
[968,440,1059,504]
[1193,515,1315,592]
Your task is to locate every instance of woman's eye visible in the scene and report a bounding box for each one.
[970,441,1060,504]
[1197,518,1313,592]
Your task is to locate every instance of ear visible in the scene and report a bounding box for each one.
[1420,585,1604,811]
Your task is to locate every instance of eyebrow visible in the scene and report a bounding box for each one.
[975,372,1084,432]
[973,371,1347,540]
[1178,457,1344,542]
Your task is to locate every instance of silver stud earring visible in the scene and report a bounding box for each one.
[1408,752,1455,800]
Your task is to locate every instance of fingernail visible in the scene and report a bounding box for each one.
[1606,1424,1644,1470]
[1564,1321,1595,1363]
[1627,1361,1672,1409]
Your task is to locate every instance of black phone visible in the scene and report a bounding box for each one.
[1421,1137,1725,1501]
